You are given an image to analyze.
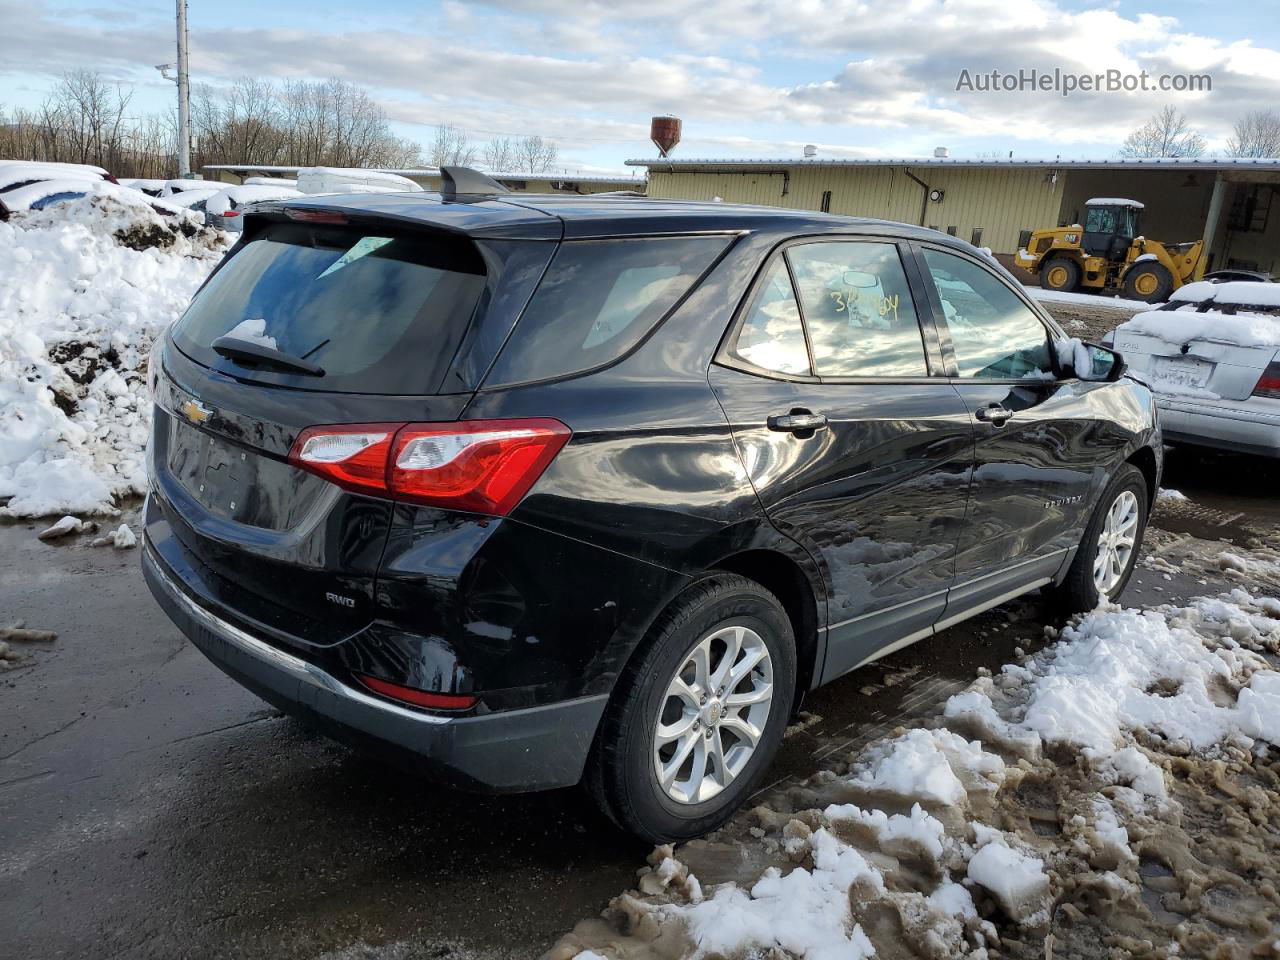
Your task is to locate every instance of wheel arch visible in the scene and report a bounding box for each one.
[712,548,823,700]
[1125,444,1159,509]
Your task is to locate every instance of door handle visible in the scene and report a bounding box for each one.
[767,412,828,433]
[975,404,1012,426]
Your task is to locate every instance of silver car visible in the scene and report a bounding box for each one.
[1109,281,1280,458]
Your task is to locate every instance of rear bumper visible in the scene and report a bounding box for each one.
[142,539,607,793]
[1157,397,1280,458]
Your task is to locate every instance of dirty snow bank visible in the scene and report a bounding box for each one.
[0,194,226,516]
[550,588,1280,959]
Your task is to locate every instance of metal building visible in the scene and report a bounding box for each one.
[626,156,1280,277]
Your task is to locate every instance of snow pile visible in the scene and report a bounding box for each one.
[1005,597,1277,752]
[553,588,1280,959]
[0,194,226,516]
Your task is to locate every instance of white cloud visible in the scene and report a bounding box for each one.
[3,0,1278,162]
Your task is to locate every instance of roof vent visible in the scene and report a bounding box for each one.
[439,166,510,200]
[803,144,817,158]
[934,147,950,158]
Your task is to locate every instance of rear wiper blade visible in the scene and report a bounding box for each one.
[211,336,325,377]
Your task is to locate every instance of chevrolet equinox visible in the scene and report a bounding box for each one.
[143,167,1160,841]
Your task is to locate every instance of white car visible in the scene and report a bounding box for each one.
[1110,281,1280,458]
[204,183,303,231]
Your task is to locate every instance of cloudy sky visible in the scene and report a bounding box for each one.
[1,0,1276,173]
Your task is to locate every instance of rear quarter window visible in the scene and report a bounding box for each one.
[482,235,731,387]
[171,222,486,394]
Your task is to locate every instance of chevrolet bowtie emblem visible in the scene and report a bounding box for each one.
[180,398,212,425]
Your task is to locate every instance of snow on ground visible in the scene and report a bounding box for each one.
[0,194,226,517]
[1029,287,1151,311]
[550,585,1280,959]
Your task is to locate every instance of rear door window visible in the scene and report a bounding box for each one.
[172,222,486,394]
[786,241,929,378]
[483,235,730,387]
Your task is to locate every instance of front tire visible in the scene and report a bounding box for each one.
[1123,262,1174,302]
[1041,256,1081,293]
[1047,464,1149,614]
[586,574,796,842]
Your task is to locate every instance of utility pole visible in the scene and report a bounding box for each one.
[175,0,191,178]
[158,2,192,177]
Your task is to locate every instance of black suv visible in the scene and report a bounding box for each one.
[143,168,1160,841]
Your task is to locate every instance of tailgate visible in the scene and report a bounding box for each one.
[149,353,474,646]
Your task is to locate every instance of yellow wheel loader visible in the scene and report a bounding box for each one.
[1014,198,1205,303]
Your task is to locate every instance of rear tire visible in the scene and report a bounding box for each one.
[1041,256,1081,293]
[1047,464,1148,614]
[586,574,796,843]
[1123,262,1174,303]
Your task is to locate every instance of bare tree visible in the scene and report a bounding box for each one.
[6,73,423,177]
[1226,110,1280,158]
[515,135,558,173]
[429,124,476,167]
[481,136,518,172]
[1120,105,1206,158]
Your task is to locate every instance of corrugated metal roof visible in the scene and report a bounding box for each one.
[488,172,646,183]
[626,156,1280,172]
[201,165,644,183]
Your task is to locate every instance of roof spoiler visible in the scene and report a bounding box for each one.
[439,166,510,200]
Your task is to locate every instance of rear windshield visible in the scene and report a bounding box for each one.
[172,222,486,394]
[482,235,730,387]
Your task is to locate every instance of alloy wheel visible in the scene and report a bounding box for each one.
[1093,489,1140,596]
[652,624,774,805]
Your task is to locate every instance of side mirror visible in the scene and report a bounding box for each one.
[1078,342,1126,382]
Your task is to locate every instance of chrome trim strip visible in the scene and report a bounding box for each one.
[933,577,1052,633]
[145,542,452,726]
[824,548,1069,634]
[850,626,935,671]
[826,586,950,634]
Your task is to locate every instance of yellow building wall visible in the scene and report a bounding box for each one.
[647,166,1064,254]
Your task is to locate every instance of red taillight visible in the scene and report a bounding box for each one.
[358,674,477,711]
[222,210,240,218]
[1253,359,1280,399]
[287,419,570,516]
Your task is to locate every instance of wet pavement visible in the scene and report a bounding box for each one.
[0,467,1271,960]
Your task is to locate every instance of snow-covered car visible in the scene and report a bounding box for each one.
[294,166,422,195]
[0,160,112,192]
[117,178,169,196]
[0,178,195,221]
[0,161,114,219]
[165,187,218,209]
[1110,281,1280,458]
[203,183,303,231]
[242,176,297,188]
[159,178,211,197]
